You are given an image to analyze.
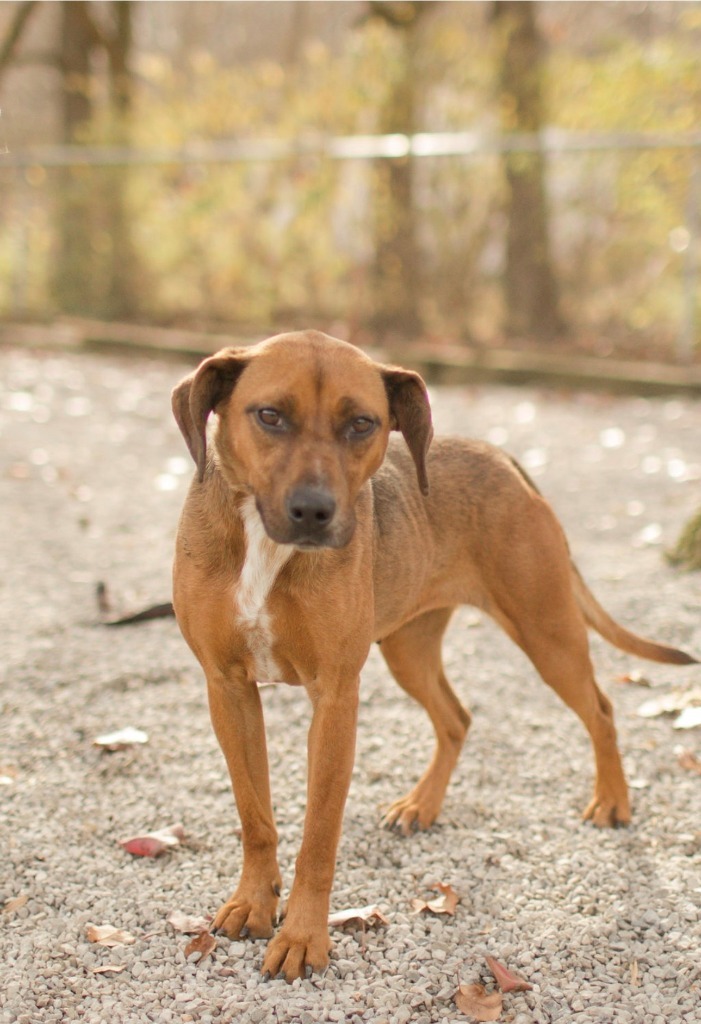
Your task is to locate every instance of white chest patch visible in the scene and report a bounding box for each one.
[234,496,293,681]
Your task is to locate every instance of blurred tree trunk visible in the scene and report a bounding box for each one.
[368,2,427,341]
[0,1,38,86]
[492,1,563,341]
[52,1,138,317]
[104,1,138,317]
[667,509,701,571]
[52,1,97,314]
[285,1,309,67]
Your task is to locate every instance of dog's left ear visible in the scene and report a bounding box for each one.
[381,366,433,495]
[172,348,250,482]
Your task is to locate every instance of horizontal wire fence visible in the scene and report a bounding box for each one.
[1,130,700,360]
[4,128,701,165]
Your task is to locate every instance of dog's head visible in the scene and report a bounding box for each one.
[172,330,433,549]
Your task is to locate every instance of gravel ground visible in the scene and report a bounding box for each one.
[1,343,700,1024]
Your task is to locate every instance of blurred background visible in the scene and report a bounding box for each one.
[1,0,700,364]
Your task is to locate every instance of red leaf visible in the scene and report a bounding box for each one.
[120,835,169,857]
[486,955,533,993]
[119,823,185,858]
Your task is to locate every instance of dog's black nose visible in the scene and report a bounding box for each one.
[286,485,336,533]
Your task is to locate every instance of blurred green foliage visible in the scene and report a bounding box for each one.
[1,10,700,355]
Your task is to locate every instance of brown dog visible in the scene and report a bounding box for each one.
[171,330,695,981]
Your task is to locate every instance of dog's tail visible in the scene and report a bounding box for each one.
[571,564,697,665]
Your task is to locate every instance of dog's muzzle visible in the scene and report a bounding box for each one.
[256,486,354,549]
[284,484,337,546]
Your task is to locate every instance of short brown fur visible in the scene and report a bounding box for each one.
[171,330,695,981]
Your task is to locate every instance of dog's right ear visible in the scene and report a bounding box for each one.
[171,348,250,482]
[381,365,433,496]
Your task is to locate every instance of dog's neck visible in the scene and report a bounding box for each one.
[235,496,294,627]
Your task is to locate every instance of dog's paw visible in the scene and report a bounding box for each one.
[261,922,331,982]
[213,883,280,940]
[582,792,631,828]
[382,787,441,836]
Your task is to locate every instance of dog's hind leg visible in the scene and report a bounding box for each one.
[486,536,631,828]
[379,607,471,835]
[512,614,631,827]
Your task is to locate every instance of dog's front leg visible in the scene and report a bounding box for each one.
[207,672,282,940]
[262,678,359,982]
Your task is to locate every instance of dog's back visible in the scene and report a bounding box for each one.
[372,435,557,639]
[372,435,696,668]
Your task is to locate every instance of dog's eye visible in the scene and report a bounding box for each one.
[257,408,283,429]
[349,416,376,437]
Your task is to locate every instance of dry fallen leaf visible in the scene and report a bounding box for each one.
[184,930,217,963]
[638,688,701,720]
[454,983,502,1021]
[0,765,18,786]
[328,904,389,930]
[92,964,127,975]
[119,823,186,858]
[8,462,30,480]
[486,955,533,993]
[616,670,652,687]
[637,692,685,718]
[86,924,136,947]
[3,894,28,915]
[674,707,701,731]
[411,882,460,916]
[167,910,212,935]
[676,747,701,774]
[94,726,149,751]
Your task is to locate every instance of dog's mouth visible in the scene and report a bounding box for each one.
[256,499,355,550]
[292,534,348,551]
[271,524,353,551]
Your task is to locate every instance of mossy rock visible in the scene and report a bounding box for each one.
[666,509,701,571]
